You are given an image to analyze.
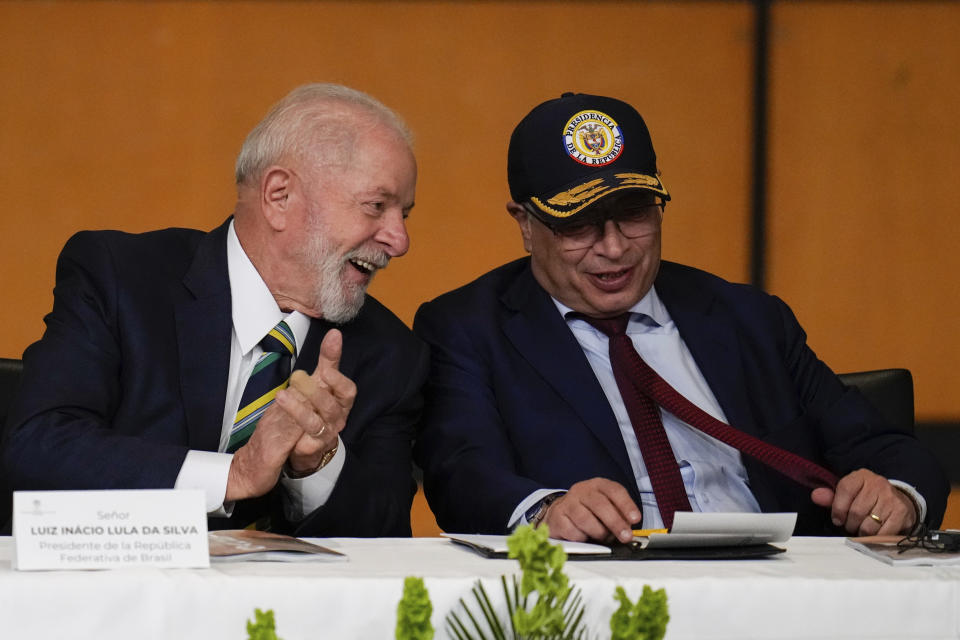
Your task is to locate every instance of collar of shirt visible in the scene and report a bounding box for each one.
[553,285,671,331]
[226,220,311,357]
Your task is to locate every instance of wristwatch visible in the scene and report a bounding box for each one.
[284,440,339,479]
[318,439,340,468]
[525,493,560,528]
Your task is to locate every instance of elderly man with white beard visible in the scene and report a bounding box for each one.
[3,83,427,537]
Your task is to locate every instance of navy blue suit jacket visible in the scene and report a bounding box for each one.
[3,219,428,536]
[413,258,948,535]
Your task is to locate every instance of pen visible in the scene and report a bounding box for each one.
[632,528,668,537]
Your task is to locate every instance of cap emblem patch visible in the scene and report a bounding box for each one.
[563,110,624,166]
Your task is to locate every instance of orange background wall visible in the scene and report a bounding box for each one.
[1,2,958,533]
[768,3,960,421]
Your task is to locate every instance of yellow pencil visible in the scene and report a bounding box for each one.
[632,528,668,537]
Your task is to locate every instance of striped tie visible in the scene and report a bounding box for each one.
[226,320,296,453]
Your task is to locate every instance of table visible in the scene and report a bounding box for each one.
[1,536,958,639]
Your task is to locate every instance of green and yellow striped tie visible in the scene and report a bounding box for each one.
[226,320,296,453]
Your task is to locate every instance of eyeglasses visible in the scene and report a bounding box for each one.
[896,524,960,554]
[529,199,665,251]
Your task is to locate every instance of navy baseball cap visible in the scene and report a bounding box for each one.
[507,92,670,226]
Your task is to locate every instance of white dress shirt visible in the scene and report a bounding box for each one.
[174,220,345,521]
[510,286,925,529]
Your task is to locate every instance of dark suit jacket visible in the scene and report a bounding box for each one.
[413,258,948,535]
[3,219,428,536]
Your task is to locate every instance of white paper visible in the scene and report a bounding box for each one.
[442,533,612,555]
[642,512,796,548]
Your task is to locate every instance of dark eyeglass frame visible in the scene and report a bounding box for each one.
[896,524,960,554]
[524,195,666,251]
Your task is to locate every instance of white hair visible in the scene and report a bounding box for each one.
[234,83,413,187]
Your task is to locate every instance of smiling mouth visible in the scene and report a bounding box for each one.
[349,257,381,276]
[595,268,629,281]
[586,266,634,292]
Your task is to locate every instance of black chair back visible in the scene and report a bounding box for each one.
[0,358,24,428]
[0,357,23,532]
[837,368,914,433]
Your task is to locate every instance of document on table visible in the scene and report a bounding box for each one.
[846,535,960,566]
[638,512,796,548]
[442,533,611,557]
[444,512,796,559]
[208,530,347,562]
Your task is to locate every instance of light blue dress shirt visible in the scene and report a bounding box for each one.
[508,285,925,530]
[509,285,761,529]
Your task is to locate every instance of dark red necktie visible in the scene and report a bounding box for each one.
[574,312,839,529]
[575,313,692,528]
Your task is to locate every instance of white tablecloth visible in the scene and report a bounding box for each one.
[1,536,958,639]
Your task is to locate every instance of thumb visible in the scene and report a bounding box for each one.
[315,328,343,377]
[810,486,835,508]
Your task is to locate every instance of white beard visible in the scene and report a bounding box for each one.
[307,230,388,324]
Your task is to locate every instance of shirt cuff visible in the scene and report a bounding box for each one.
[889,479,928,526]
[174,450,234,516]
[507,488,567,530]
[280,437,346,522]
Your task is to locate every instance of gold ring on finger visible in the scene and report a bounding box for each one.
[869,512,883,524]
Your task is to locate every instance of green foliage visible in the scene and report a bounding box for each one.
[247,527,671,640]
[508,525,576,637]
[246,608,283,640]
[609,585,669,640]
[396,576,435,640]
[447,577,514,640]
[508,524,569,600]
[446,524,587,639]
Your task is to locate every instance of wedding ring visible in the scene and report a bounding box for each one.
[869,513,883,524]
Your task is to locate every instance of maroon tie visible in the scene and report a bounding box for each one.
[577,313,692,528]
[575,313,839,528]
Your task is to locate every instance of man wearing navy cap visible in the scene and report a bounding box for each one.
[413,92,948,542]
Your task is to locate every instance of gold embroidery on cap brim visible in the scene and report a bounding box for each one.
[544,179,606,206]
[616,173,661,188]
[547,183,612,207]
[531,175,668,219]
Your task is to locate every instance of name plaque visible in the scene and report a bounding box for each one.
[12,489,209,571]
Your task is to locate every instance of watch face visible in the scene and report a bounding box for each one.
[524,500,545,523]
[525,494,560,525]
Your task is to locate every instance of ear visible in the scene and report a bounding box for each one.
[506,201,534,253]
[261,166,294,231]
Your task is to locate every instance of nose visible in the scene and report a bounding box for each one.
[376,208,410,257]
[592,219,628,258]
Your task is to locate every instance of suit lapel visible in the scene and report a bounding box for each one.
[176,219,233,451]
[655,266,786,511]
[501,263,635,481]
[655,264,758,437]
